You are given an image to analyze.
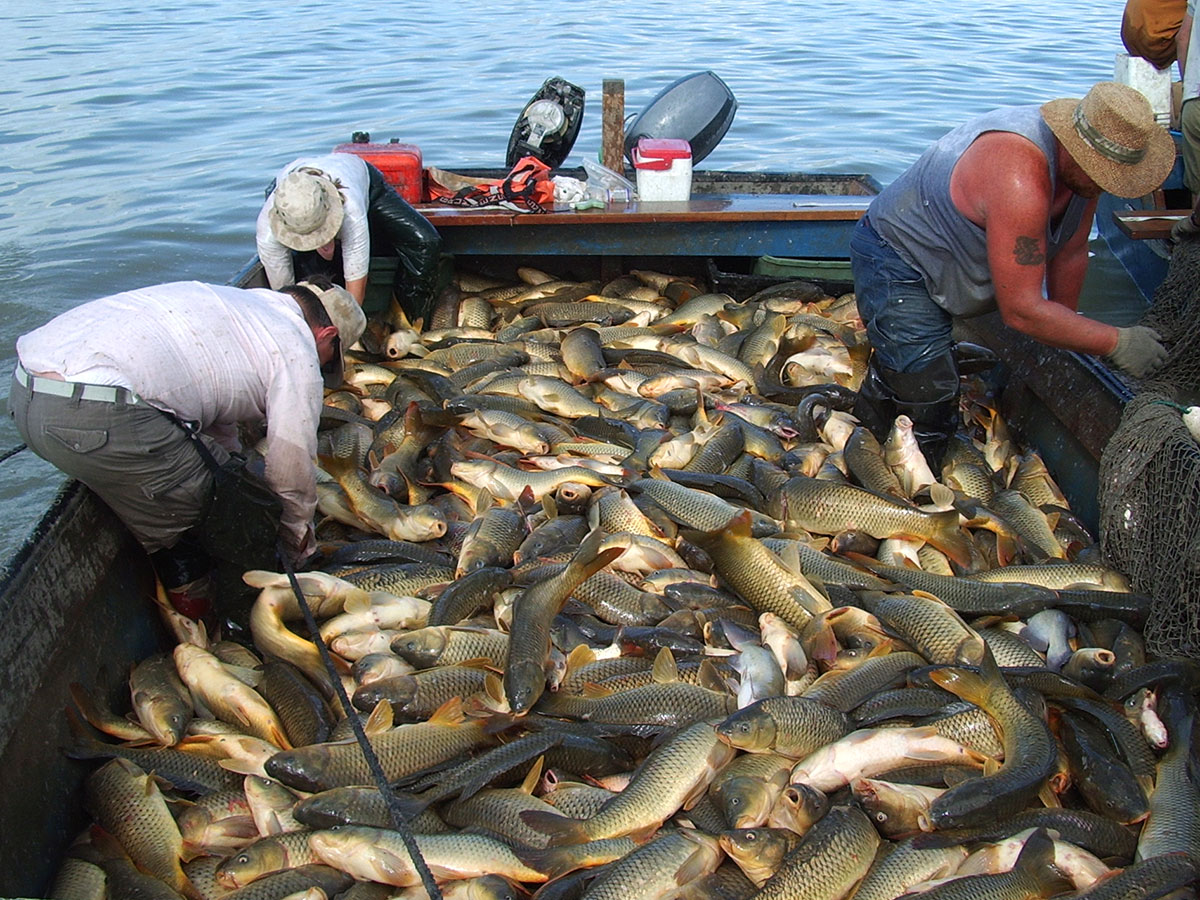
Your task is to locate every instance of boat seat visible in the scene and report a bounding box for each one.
[1113,209,1192,241]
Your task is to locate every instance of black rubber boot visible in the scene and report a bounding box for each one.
[882,352,961,471]
[150,537,217,629]
[853,352,960,470]
[852,355,899,442]
[367,165,444,323]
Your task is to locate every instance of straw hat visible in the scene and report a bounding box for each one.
[268,169,345,251]
[1041,81,1175,199]
[297,281,365,388]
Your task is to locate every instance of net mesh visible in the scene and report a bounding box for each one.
[1099,238,1200,660]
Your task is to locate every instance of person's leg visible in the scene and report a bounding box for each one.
[849,217,959,468]
[366,164,443,322]
[1181,98,1200,202]
[10,377,217,617]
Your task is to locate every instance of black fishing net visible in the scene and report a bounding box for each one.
[1099,237,1200,660]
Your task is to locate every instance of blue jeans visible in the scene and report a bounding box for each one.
[849,216,954,373]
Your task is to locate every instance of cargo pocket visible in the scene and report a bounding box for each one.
[43,425,108,454]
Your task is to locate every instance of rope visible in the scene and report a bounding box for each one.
[0,444,26,464]
[276,539,444,900]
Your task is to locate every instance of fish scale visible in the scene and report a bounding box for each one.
[576,831,722,900]
[84,758,192,896]
[522,721,736,844]
[264,702,490,792]
[753,805,880,900]
[215,829,322,888]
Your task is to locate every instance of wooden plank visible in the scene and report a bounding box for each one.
[419,194,871,228]
[1113,209,1190,240]
[602,79,625,171]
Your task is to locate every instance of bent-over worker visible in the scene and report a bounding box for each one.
[256,152,442,321]
[8,279,365,622]
[850,81,1175,468]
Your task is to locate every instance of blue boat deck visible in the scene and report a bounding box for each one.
[419,192,873,259]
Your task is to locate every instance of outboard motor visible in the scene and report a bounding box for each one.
[506,77,586,170]
[623,71,737,166]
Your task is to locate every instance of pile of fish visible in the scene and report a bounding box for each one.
[50,266,1200,900]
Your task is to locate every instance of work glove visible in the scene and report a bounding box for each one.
[1106,326,1169,378]
[1170,212,1200,245]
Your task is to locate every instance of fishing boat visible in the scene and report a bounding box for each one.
[0,159,1170,897]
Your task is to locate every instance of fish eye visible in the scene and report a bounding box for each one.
[737,722,750,733]
[728,796,741,808]
[745,830,757,841]
[235,854,250,864]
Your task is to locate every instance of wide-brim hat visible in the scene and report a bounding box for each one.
[298,281,366,389]
[1041,81,1176,199]
[269,170,345,252]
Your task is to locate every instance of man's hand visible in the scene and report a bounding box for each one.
[1107,326,1169,378]
[1170,212,1200,245]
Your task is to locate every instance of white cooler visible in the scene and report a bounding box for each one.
[632,138,693,201]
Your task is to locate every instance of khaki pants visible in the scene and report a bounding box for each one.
[1180,97,1200,197]
[8,372,222,553]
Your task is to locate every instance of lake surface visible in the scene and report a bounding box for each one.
[0,0,1138,565]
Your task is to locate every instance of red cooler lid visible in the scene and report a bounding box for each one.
[633,138,692,170]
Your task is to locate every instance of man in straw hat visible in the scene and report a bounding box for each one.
[8,278,365,624]
[256,152,442,321]
[849,81,1175,468]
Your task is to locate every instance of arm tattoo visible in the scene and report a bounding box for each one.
[1012,236,1045,266]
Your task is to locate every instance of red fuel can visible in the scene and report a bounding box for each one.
[333,135,424,203]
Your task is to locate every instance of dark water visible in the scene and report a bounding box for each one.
[0,0,1136,564]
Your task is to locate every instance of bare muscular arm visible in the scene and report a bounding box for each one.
[950,131,1120,357]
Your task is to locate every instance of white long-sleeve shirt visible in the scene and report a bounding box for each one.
[255,153,373,289]
[17,281,323,555]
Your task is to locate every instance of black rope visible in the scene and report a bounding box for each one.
[0,444,26,464]
[276,539,444,900]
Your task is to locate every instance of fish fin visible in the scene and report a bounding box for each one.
[516,846,580,881]
[364,700,395,734]
[921,511,982,573]
[519,756,545,794]
[802,624,839,667]
[925,666,988,706]
[675,844,717,886]
[926,482,956,509]
[542,492,560,519]
[726,508,754,537]
[217,758,263,776]
[343,592,372,615]
[652,647,680,683]
[519,809,588,846]
[698,659,726,693]
[242,571,287,589]
[581,682,615,699]
[428,696,467,726]
[564,644,596,676]
[1015,829,1073,897]
[516,484,539,516]
[647,466,672,481]
[1037,782,1062,808]
[88,825,131,861]
[221,662,263,688]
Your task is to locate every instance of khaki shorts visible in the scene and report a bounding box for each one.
[8,371,223,553]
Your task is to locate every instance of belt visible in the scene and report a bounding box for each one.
[14,363,141,405]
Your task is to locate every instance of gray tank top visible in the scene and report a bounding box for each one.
[868,106,1087,317]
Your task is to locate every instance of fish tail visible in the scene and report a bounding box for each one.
[1015,829,1073,897]
[928,511,982,572]
[515,845,583,880]
[519,809,589,846]
[926,665,988,707]
[387,790,432,822]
